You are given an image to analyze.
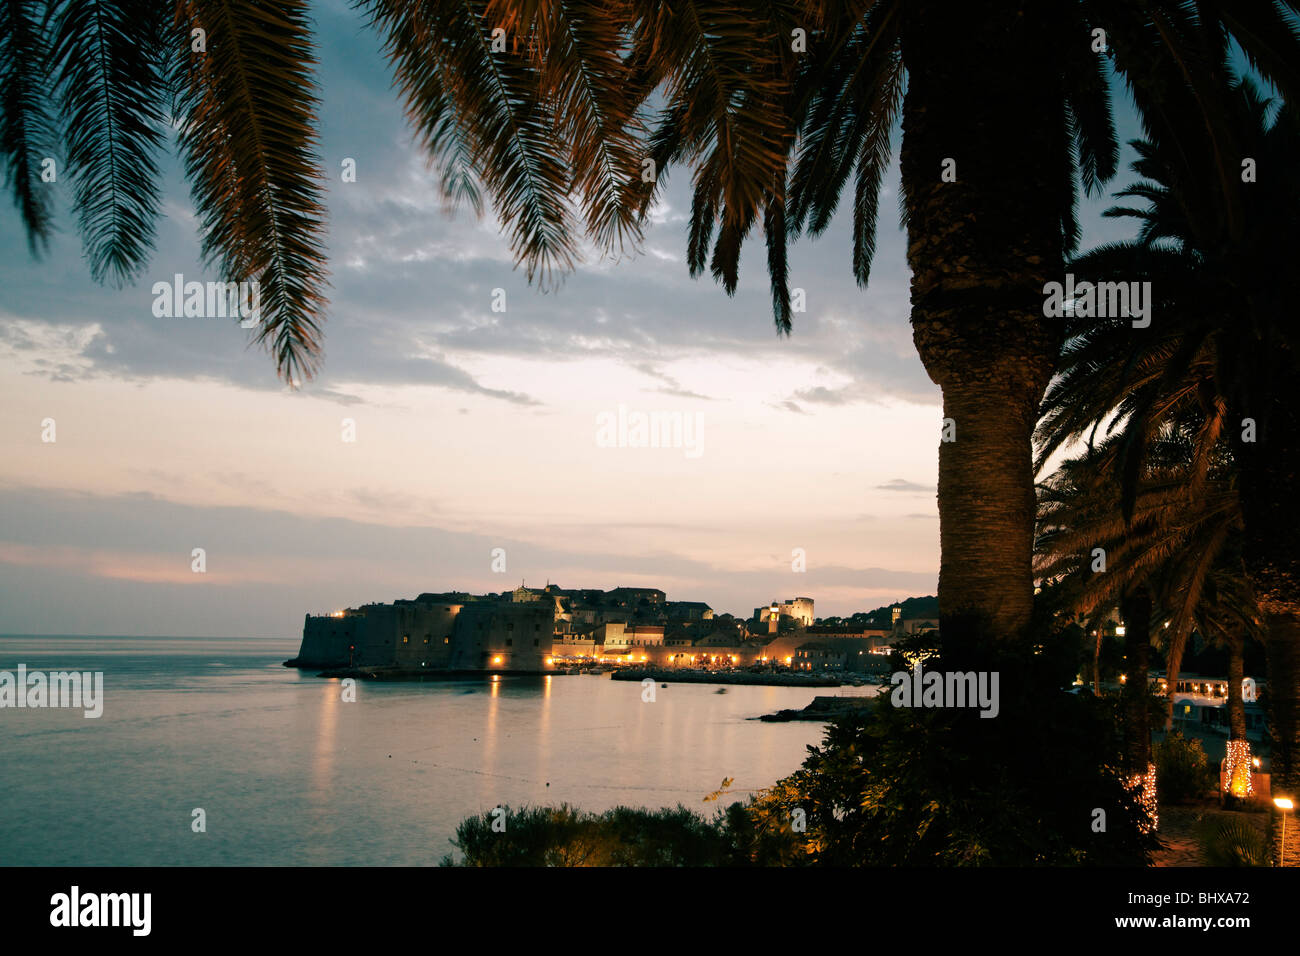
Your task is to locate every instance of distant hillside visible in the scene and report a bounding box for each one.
[816,595,938,627]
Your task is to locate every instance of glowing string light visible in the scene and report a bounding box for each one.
[1223,739,1254,797]
[1126,763,1158,832]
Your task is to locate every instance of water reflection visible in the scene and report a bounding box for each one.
[305,680,340,863]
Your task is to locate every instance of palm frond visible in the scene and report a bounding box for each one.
[49,0,168,285]
[0,0,57,253]
[361,0,578,288]
[174,0,330,383]
[1061,4,1118,197]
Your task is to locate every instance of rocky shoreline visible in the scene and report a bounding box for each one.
[754,695,880,722]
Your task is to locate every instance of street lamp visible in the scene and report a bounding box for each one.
[1276,797,1295,866]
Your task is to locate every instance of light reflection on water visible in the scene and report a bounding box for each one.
[0,635,880,865]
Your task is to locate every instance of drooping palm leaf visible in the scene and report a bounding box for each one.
[363,0,581,287]
[48,0,169,286]
[0,0,56,253]
[504,0,646,253]
[172,0,330,383]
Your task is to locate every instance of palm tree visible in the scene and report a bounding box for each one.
[1036,77,1300,860]
[6,1,1300,646]
[1192,550,1264,804]
[1036,428,1243,777]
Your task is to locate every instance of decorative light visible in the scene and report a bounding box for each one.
[1277,798,1295,866]
[1223,740,1254,797]
[1126,763,1158,832]
[901,649,937,668]
[492,656,503,665]
[1119,674,1127,684]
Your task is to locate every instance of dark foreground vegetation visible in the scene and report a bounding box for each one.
[445,636,1161,866]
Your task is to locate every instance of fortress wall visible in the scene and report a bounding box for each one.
[295,598,554,672]
[450,601,555,671]
[392,603,461,668]
[296,615,359,668]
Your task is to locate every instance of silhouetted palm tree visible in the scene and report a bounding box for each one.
[1037,428,1245,774]
[1036,77,1299,860]
[1,0,327,382]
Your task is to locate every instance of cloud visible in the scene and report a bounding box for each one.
[630,362,714,400]
[791,385,854,406]
[878,479,934,493]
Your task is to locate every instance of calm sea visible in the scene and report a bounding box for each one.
[0,636,878,866]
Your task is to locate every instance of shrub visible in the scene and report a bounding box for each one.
[758,630,1159,865]
[438,802,797,866]
[1153,731,1209,803]
[1200,817,1268,866]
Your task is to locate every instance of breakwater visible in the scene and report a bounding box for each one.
[611,668,843,687]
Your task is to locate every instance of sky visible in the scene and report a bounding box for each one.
[0,2,1145,638]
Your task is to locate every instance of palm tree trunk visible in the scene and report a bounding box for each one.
[1234,384,1300,863]
[900,1,1062,646]
[1227,629,1247,742]
[1223,628,1252,805]
[1121,585,1153,774]
[1094,626,1103,697]
[1162,625,1191,732]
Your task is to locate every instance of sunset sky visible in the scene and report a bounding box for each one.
[0,1,1146,638]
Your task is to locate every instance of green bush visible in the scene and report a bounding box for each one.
[439,802,804,866]
[754,628,1159,866]
[1153,731,1209,803]
[1200,817,1268,866]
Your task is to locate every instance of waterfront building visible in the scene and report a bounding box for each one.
[292,586,932,676]
[794,642,847,671]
